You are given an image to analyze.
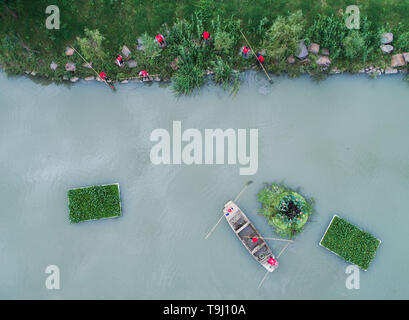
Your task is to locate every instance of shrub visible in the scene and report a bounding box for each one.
[68,184,121,223]
[211,56,233,86]
[172,63,205,95]
[320,215,381,270]
[395,31,409,51]
[140,32,162,60]
[343,30,369,61]
[214,31,234,54]
[306,14,347,59]
[76,28,106,62]
[263,10,305,68]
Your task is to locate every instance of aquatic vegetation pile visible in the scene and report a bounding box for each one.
[68,184,121,223]
[257,183,313,238]
[320,215,381,270]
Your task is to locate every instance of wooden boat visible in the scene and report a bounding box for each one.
[223,200,278,272]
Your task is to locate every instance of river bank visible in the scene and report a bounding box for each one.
[2,2,409,93]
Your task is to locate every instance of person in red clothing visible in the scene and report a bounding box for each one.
[242,46,250,58]
[201,31,211,45]
[139,70,149,81]
[99,71,110,82]
[256,53,264,64]
[268,257,278,266]
[116,54,124,66]
[155,34,167,48]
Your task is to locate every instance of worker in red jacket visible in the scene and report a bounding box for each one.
[99,71,110,82]
[116,54,124,66]
[139,70,149,81]
[242,46,250,58]
[155,34,167,48]
[256,53,264,64]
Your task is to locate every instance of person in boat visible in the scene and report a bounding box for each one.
[139,70,149,81]
[116,54,124,67]
[241,46,250,58]
[155,34,167,48]
[256,53,264,64]
[268,257,278,266]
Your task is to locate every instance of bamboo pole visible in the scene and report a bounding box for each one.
[244,236,293,243]
[205,181,253,239]
[69,46,114,89]
[277,242,291,259]
[239,30,273,83]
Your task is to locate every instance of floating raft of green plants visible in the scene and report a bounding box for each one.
[67,183,121,223]
[319,215,381,271]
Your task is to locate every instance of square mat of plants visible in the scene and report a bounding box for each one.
[68,183,121,223]
[319,215,381,271]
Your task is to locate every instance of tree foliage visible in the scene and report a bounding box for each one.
[76,28,106,62]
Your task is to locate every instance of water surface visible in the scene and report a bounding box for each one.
[0,72,408,299]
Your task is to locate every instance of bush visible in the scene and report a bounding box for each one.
[343,30,369,61]
[211,56,233,86]
[306,14,347,59]
[214,31,234,54]
[172,63,205,95]
[76,28,106,62]
[395,31,409,51]
[263,10,305,68]
[320,215,381,270]
[68,184,121,223]
[140,32,162,60]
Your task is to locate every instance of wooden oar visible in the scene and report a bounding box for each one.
[204,181,253,239]
[70,46,115,90]
[244,236,293,243]
[239,30,273,84]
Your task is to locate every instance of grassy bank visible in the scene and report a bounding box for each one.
[1,0,409,94]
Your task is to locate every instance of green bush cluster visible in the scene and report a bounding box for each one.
[68,184,121,223]
[320,215,381,270]
[257,183,313,238]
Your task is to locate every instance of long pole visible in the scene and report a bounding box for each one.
[244,236,293,243]
[204,181,253,239]
[70,46,114,89]
[257,271,269,289]
[239,30,273,83]
[277,242,291,259]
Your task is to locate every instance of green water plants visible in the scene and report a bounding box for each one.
[257,183,313,238]
[68,183,121,223]
[320,215,381,271]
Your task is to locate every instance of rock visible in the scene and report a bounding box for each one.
[403,52,409,63]
[24,71,30,74]
[127,60,137,68]
[300,58,311,65]
[84,76,95,81]
[122,45,131,58]
[30,71,37,76]
[82,62,92,68]
[50,62,58,70]
[321,48,330,56]
[121,80,129,84]
[154,77,161,82]
[308,43,320,55]
[70,77,79,82]
[65,63,76,72]
[380,32,393,44]
[391,54,406,67]
[316,56,331,66]
[380,45,393,54]
[65,47,75,56]
[330,67,341,74]
[385,67,398,75]
[137,38,144,51]
[287,56,296,64]
[171,57,179,70]
[296,40,308,59]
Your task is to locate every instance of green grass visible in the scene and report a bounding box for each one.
[320,215,381,270]
[67,183,121,223]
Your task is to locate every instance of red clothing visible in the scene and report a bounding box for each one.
[117,55,122,62]
[268,257,278,266]
[257,55,264,63]
[99,72,107,80]
[242,46,249,54]
[203,31,210,40]
[252,237,258,243]
[155,34,164,43]
[139,70,148,77]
